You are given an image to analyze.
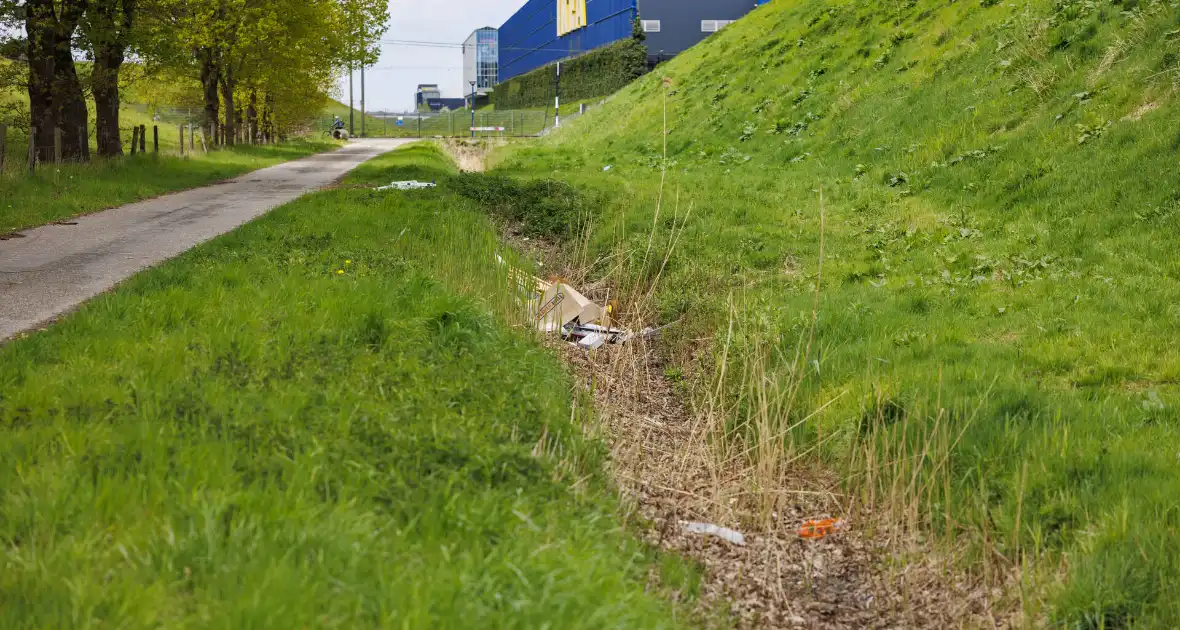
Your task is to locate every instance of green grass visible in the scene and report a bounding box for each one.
[0,140,339,234]
[492,0,1180,625]
[320,98,554,138]
[0,143,697,629]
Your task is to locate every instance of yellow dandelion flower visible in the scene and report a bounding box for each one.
[336,269,344,275]
[345,259,352,265]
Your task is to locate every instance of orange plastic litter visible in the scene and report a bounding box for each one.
[798,517,844,540]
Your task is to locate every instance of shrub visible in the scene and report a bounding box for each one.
[495,39,649,110]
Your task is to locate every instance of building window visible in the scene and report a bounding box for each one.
[701,20,736,33]
[642,20,661,33]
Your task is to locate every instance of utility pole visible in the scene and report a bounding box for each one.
[470,81,477,139]
[554,61,561,128]
[361,64,366,138]
[348,64,355,137]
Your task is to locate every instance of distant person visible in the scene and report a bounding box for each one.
[332,116,345,130]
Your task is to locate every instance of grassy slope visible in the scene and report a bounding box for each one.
[0,144,695,629]
[322,97,390,134]
[497,0,1180,625]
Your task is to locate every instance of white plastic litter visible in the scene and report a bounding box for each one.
[681,521,746,546]
[576,332,608,349]
[603,165,612,171]
[375,180,436,191]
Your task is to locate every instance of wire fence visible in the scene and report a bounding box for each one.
[321,109,551,140]
[0,121,277,176]
[321,101,604,140]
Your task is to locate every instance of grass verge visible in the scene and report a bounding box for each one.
[489,0,1180,624]
[0,143,698,628]
[0,140,339,234]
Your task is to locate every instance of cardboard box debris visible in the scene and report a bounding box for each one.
[536,282,602,333]
[494,252,661,349]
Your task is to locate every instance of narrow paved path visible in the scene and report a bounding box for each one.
[0,138,413,341]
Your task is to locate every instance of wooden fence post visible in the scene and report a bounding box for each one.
[153,126,159,153]
[28,126,36,171]
[139,125,146,153]
[130,126,139,154]
[0,123,6,173]
[54,127,62,164]
[200,128,208,153]
[179,125,184,156]
[188,124,194,151]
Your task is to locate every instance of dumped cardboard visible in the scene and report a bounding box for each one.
[375,180,437,191]
[536,282,603,333]
[495,252,661,349]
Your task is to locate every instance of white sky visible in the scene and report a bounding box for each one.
[337,0,524,112]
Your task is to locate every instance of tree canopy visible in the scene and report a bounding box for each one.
[0,0,389,157]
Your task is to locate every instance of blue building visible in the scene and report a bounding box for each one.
[497,0,769,83]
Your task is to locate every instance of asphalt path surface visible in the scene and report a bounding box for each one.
[0,138,413,341]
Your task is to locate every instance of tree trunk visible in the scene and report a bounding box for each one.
[246,89,258,144]
[52,0,89,162]
[87,0,135,157]
[198,48,220,146]
[261,96,271,142]
[220,70,235,147]
[92,49,123,157]
[25,0,59,164]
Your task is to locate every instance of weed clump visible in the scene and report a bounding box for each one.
[447,172,591,240]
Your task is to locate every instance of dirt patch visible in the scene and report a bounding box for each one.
[507,230,1016,628]
[555,339,1013,629]
[1122,101,1160,122]
[440,138,498,172]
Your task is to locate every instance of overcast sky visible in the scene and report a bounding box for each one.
[337,0,524,112]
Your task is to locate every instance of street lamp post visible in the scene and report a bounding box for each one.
[469,81,477,139]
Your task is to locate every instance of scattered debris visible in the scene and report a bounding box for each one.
[603,165,613,171]
[0,231,26,240]
[799,517,846,540]
[563,322,630,345]
[682,521,747,546]
[577,331,608,349]
[375,180,436,191]
[496,254,654,348]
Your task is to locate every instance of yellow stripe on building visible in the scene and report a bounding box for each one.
[557,0,587,36]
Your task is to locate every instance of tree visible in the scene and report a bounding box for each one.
[22,0,89,162]
[341,0,386,134]
[82,0,137,157]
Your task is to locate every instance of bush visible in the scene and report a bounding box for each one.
[495,39,648,110]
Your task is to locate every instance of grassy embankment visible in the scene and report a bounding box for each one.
[0,144,700,628]
[491,0,1180,625]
